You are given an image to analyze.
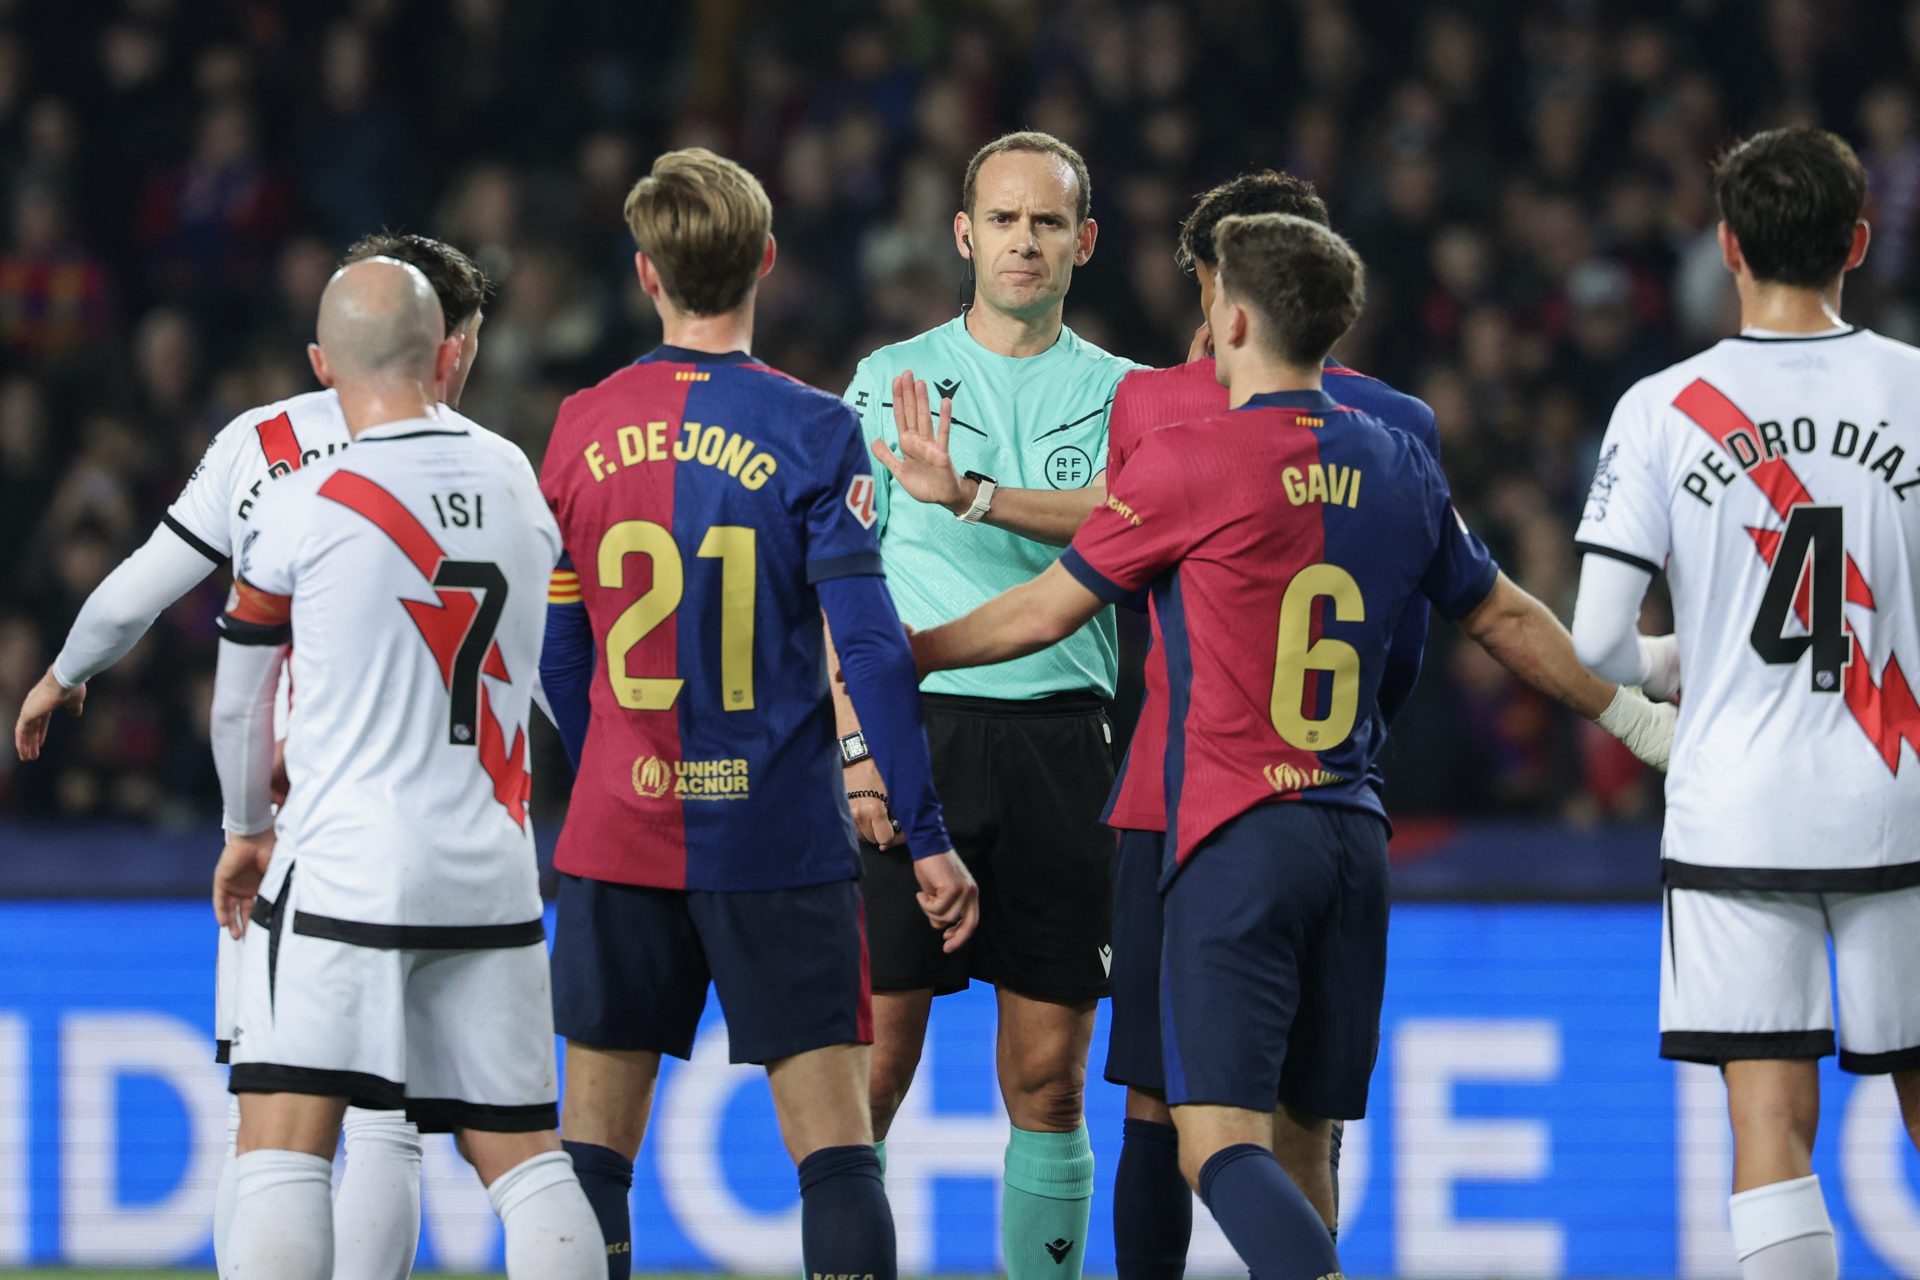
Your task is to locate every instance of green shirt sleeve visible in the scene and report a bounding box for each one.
[843,358,891,537]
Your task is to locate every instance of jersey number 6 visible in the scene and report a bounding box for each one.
[597,519,758,712]
[1270,563,1365,750]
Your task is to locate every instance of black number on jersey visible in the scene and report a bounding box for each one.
[430,492,484,528]
[434,559,508,743]
[1749,505,1849,693]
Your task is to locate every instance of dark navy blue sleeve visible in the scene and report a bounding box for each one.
[817,574,951,857]
[539,550,593,769]
[1418,462,1500,620]
[1376,409,1442,725]
[806,402,886,583]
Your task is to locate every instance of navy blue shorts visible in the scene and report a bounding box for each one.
[551,874,872,1065]
[1160,803,1388,1119]
[1104,827,1168,1092]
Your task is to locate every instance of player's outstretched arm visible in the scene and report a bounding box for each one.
[871,371,1104,546]
[1571,553,1681,702]
[819,574,978,951]
[15,523,222,760]
[1459,571,1676,770]
[909,560,1105,677]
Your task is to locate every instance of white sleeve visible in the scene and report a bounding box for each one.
[1574,383,1671,574]
[234,485,304,596]
[1572,554,1682,700]
[1572,554,1654,682]
[50,523,222,687]
[210,639,285,836]
[165,418,245,560]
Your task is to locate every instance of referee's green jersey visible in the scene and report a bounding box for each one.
[845,315,1139,700]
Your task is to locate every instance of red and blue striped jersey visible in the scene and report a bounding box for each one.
[1102,358,1442,831]
[541,347,892,891]
[1062,389,1496,882]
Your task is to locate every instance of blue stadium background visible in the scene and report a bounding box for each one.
[7,0,1920,1273]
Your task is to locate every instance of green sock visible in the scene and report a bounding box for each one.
[1002,1123,1094,1280]
[874,1138,887,1179]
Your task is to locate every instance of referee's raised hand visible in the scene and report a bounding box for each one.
[914,849,979,952]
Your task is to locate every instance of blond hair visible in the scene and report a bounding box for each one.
[962,131,1092,223]
[623,148,773,316]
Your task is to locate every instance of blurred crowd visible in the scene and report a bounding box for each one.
[5,0,1919,827]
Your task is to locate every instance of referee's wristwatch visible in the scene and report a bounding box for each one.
[839,731,871,767]
[957,470,998,524]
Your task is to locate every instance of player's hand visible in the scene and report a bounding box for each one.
[214,831,276,940]
[1595,685,1678,772]
[913,850,979,953]
[14,667,85,762]
[1638,634,1681,703]
[871,370,970,513]
[1186,322,1214,363]
[846,758,903,848]
[269,737,290,807]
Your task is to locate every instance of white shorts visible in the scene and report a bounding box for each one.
[227,863,558,1132]
[1661,885,1920,1073]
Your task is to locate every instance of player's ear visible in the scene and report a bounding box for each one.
[954,212,973,260]
[1224,302,1251,352]
[433,334,462,388]
[1716,222,1743,277]
[759,232,777,279]
[1075,216,1098,266]
[1846,221,1870,272]
[634,250,658,299]
[307,342,333,389]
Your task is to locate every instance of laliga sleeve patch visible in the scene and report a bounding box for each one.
[845,474,878,528]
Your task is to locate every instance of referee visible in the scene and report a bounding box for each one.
[830,131,1134,1280]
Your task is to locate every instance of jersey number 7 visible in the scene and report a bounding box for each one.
[1750,504,1849,693]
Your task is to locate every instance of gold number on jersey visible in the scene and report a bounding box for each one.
[1269,564,1366,750]
[697,526,758,709]
[596,520,758,712]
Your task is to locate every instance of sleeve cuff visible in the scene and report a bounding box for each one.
[163,514,227,565]
[1059,547,1134,604]
[807,551,886,584]
[1437,559,1501,622]
[1575,541,1662,576]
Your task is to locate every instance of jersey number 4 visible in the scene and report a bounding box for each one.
[1750,505,1849,693]
[597,520,757,711]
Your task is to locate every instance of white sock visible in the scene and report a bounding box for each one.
[214,1096,241,1280]
[333,1108,423,1280]
[1731,1174,1837,1280]
[226,1149,334,1280]
[487,1149,608,1280]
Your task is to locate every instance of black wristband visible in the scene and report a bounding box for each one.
[846,789,889,806]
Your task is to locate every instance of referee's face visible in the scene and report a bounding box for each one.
[959,151,1097,322]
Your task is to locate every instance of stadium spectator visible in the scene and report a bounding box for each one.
[8,0,1920,824]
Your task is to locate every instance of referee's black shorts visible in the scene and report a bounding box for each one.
[860,691,1117,1003]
